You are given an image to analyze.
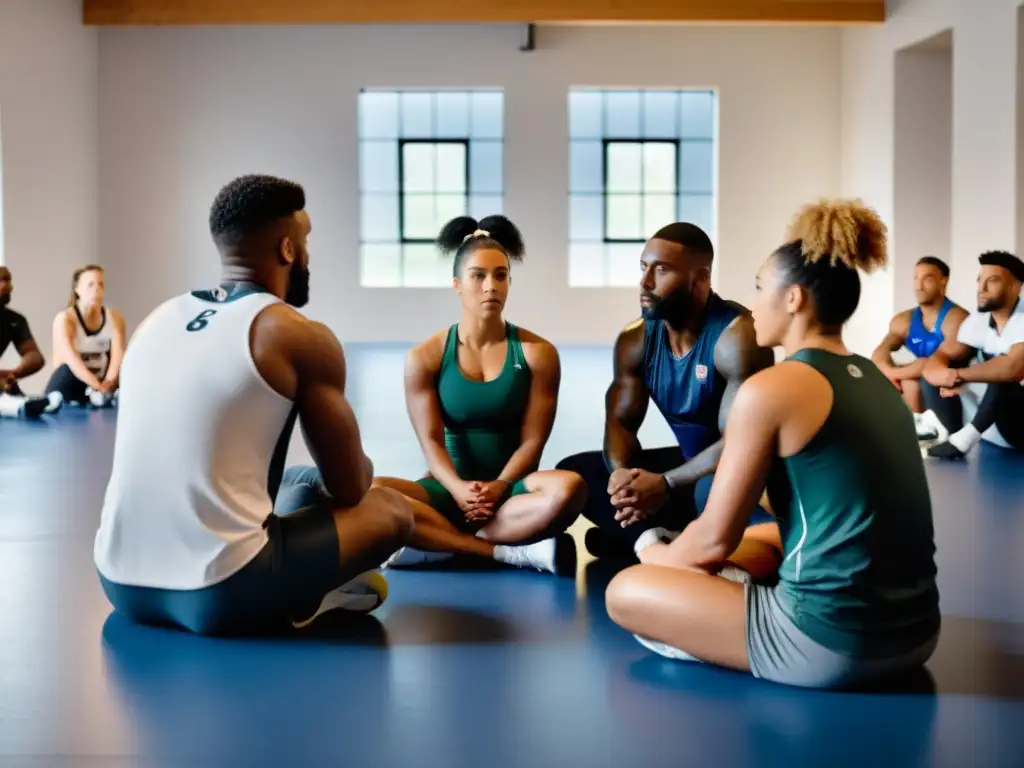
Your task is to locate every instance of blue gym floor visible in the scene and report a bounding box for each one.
[2,345,1023,767]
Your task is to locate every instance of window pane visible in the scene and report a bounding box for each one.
[569,90,603,139]
[361,194,399,242]
[643,143,677,193]
[469,194,503,220]
[436,143,467,193]
[435,194,467,231]
[569,194,604,241]
[568,242,605,287]
[402,143,435,193]
[400,92,433,138]
[607,243,641,287]
[680,140,713,193]
[359,92,399,139]
[642,91,678,138]
[678,194,714,237]
[360,140,398,193]
[606,194,643,240]
[360,244,401,287]
[605,91,641,138]
[606,143,642,194]
[470,92,503,139]
[435,92,470,138]
[570,140,602,194]
[403,244,449,287]
[469,140,502,194]
[402,194,437,240]
[680,91,715,139]
[643,194,676,237]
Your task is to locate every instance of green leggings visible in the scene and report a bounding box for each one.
[415,476,531,531]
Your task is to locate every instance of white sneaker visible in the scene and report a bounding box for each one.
[633,633,702,662]
[914,410,948,442]
[383,547,454,569]
[494,534,577,576]
[291,570,389,629]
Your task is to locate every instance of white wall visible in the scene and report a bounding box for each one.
[841,0,1023,348]
[97,24,842,344]
[0,0,98,387]
[893,36,952,311]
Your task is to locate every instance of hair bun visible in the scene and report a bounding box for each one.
[786,198,888,274]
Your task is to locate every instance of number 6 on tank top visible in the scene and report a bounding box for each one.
[186,309,217,332]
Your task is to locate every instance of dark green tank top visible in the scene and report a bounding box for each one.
[436,322,532,480]
[766,348,940,657]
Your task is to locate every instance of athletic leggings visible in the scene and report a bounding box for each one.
[45,363,94,405]
[554,447,773,547]
[920,380,963,433]
[969,381,1024,448]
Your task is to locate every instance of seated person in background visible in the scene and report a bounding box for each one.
[606,200,940,690]
[871,256,967,438]
[0,266,59,419]
[93,175,413,636]
[46,264,126,408]
[556,223,776,561]
[367,214,584,576]
[923,250,1024,459]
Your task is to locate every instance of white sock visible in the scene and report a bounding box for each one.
[45,392,63,413]
[949,424,981,454]
[634,527,680,556]
[0,393,24,418]
[492,538,558,573]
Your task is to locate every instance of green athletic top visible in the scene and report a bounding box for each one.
[436,322,532,480]
[766,348,940,658]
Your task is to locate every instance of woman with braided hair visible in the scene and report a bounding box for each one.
[605,199,940,689]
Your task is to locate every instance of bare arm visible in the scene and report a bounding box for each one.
[404,337,464,493]
[871,312,911,377]
[102,309,128,386]
[923,327,976,387]
[958,342,1024,384]
[52,312,103,390]
[602,321,649,472]
[495,338,560,484]
[662,316,774,489]
[662,373,780,568]
[11,339,44,380]
[289,322,373,507]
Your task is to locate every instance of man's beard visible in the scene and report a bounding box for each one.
[978,296,1002,313]
[286,261,310,307]
[0,293,9,308]
[641,289,691,322]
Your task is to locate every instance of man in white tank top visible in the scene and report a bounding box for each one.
[93,174,413,636]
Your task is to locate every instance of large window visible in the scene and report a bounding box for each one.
[359,90,504,287]
[568,89,717,287]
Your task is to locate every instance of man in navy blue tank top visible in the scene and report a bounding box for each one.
[556,223,776,560]
[871,256,967,437]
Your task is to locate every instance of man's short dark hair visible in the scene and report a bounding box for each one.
[979,250,1024,282]
[916,256,949,278]
[651,222,714,262]
[209,174,305,248]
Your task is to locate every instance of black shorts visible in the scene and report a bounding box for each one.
[98,487,342,636]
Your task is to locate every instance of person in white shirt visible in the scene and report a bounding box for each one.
[922,251,1024,458]
[93,174,414,635]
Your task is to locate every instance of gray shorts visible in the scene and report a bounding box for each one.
[745,583,939,689]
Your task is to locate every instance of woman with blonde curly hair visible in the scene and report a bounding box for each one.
[605,199,940,689]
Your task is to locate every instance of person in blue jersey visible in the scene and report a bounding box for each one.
[871,256,967,438]
[555,223,777,565]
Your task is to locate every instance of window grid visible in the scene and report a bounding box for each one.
[568,88,716,288]
[358,90,504,288]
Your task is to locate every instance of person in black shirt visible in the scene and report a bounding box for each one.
[0,266,57,418]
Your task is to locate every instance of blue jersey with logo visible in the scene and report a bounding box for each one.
[905,298,956,359]
[642,293,740,460]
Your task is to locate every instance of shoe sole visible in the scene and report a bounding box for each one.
[292,570,389,629]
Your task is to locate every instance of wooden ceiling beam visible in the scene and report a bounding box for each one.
[83,0,886,26]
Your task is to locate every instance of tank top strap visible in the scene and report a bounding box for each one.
[504,322,528,368]
[439,324,460,374]
[934,298,953,330]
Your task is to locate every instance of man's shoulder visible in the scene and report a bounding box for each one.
[1,307,28,326]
